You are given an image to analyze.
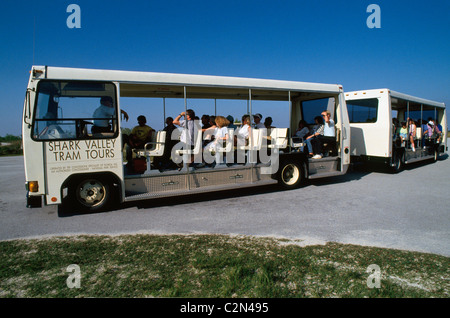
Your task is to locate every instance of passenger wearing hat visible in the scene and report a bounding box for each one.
[253,113,265,129]
[92,96,116,133]
[227,115,237,130]
[426,120,434,138]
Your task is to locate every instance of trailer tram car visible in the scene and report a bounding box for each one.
[345,89,447,172]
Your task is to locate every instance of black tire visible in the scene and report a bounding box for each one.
[432,148,439,162]
[391,152,403,173]
[69,177,112,212]
[277,161,303,189]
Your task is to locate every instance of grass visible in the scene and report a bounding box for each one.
[0,234,448,298]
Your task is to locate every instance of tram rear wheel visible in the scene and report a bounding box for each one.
[278,161,304,189]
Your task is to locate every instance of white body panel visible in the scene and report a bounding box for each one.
[346,89,391,158]
[33,65,342,94]
[345,88,447,159]
[23,66,350,208]
[44,139,123,204]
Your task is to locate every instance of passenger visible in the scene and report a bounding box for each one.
[203,115,217,144]
[392,118,400,141]
[433,119,442,143]
[426,120,434,137]
[293,120,310,152]
[399,122,408,144]
[421,120,433,148]
[174,109,196,145]
[125,115,154,164]
[209,115,217,129]
[163,116,177,139]
[305,116,324,158]
[234,115,251,146]
[315,110,336,158]
[153,117,178,171]
[262,116,276,145]
[173,109,197,167]
[253,113,265,129]
[92,96,115,133]
[234,115,252,164]
[408,118,416,152]
[311,110,336,159]
[205,116,230,165]
[422,119,429,136]
[201,114,211,130]
[129,115,154,148]
[227,115,237,130]
[92,96,129,133]
[264,117,275,129]
[294,120,310,139]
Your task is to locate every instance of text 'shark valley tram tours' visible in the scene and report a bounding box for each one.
[23,66,351,212]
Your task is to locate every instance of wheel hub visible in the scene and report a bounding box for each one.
[78,180,105,206]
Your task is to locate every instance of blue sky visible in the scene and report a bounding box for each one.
[1,0,449,135]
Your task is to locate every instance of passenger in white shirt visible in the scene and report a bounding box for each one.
[205,116,231,165]
[235,115,251,145]
[92,96,115,133]
[253,113,265,129]
[234,115,252,164]
[322,110,335,138]
[312,110,336,159]
[295,120,310,139]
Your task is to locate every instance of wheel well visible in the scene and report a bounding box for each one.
[278,153,308,178]
[61,172,122,202]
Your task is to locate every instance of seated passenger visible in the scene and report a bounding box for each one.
[234,115,251,146]
[129,115,154,148]
[174,109,196,147]
[433,119,442,143]
[293,120,310,152]
[408,118,416,152]
[125,115,154,163]
[227,115,237,130]
[203,115,217,145]
[399,122,407,144]
[305,116,324,159]
[205,116,230,165]
[205,116,229,149]
[264,117,275,129]
[153,117,178,171]
[201,114,211,130]
[294,120,310,139]
[253,113,265,129]
[234,115,252,164]
[92,96,115,133]
[316,110,336,158]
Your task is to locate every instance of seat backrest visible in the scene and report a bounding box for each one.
[249,129,263,150]
[193,129,203,153]
[145,130,166,156]
[156,130,166,149]
[415,127,422,139]
[224,128,234,151]
[270,128,288,148]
